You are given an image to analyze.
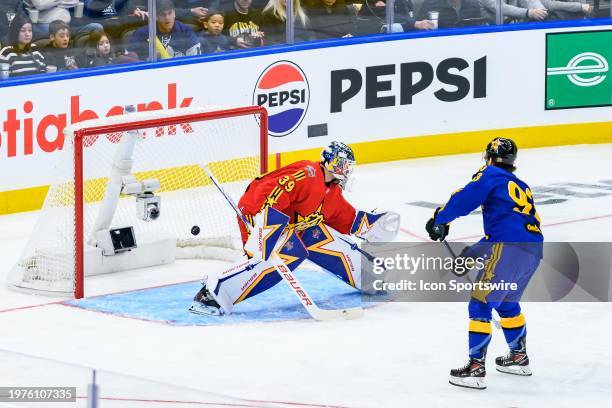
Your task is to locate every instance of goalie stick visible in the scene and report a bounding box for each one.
[443,240,501,329]
[201,165,364,321]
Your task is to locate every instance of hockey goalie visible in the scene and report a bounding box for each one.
[189,141,400,316]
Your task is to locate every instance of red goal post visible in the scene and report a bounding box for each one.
[73,106,268,299]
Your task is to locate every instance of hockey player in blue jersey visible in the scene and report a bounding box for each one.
[425,137,544,390]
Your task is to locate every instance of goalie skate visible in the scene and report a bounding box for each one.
[188,279,223,316]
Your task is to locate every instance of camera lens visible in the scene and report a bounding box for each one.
[147,203,160,220]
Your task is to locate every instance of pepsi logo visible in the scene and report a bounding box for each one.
[253,61,309,137]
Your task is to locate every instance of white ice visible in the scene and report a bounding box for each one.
[1,144,611,408]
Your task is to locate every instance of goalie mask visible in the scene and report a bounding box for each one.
[321,141,355,190]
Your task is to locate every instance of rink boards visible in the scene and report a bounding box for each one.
[0,21,611,214]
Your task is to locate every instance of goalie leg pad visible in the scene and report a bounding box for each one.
[238,230,308,302]
[301,224,362,290]
[208,230,308,314]
[243,207,290,262]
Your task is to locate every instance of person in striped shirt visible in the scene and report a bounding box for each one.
[0,15,46,78]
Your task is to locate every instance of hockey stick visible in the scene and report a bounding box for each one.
[443,240,501,329]
[202,165,364,321]
[337,236,377,263]
[442,240,459,259]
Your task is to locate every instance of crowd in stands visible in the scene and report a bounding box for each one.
[0,0,603,78]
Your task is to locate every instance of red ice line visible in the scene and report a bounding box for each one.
[73,394,349,407]
[0,279,199,315]
[401,213,612,242]
[0,299,67,313]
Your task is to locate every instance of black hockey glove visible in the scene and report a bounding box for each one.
[425,207,449,241]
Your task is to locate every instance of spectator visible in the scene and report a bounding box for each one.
[480,0,548,23]
[174,0,221,26]
[23,0,72,38]
[0,14,46,77]
[129,0,201,59]
[43,19,79,70]
[260,0,309,45]
[307,0,355,39]
[540,0,592,20]
[416,0,484,28]
[199,9,230,52]
[1,1,20,43]
[83,29,113,65]
[356,0,435,34]
[83,29,139,65]
[223,0,264,48]
[250,0,268,9]
[83,0,148,38]
[0,13,8,45]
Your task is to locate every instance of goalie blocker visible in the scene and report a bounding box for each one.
[190,206,399,316]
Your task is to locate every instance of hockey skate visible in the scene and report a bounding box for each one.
[449,358,486,390]
[188,279,223,316]
[495,350,532,376]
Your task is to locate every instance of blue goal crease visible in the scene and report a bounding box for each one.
[64,269,371,326]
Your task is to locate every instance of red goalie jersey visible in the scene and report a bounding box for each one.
[237,160,357,243]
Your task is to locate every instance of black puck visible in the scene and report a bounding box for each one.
[191,225,200,236]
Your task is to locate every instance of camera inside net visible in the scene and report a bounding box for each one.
[121,176,161,222]
[136,192,161,222]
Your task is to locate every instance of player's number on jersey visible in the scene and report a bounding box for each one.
[507,181,540,222]
[278,175,296,192]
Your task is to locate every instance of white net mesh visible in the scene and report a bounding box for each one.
[8,107,265,296]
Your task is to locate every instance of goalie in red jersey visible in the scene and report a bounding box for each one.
[189,141,400,316]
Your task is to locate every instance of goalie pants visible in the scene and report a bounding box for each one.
[210,224,363,314]
[467,243,541,359]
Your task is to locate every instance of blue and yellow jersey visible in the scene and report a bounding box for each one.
[436,165,544,245]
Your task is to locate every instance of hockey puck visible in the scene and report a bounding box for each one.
[191,226,200,236]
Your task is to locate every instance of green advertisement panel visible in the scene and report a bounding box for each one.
[545,30,612,110]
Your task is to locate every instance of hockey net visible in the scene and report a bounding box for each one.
[8,106,268,298]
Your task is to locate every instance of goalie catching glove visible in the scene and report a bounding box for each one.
[350,210,400,242]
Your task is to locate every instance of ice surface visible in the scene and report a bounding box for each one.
[1,144,611,407]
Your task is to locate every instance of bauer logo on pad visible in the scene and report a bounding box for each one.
[253,61,310,137]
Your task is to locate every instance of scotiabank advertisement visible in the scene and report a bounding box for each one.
[0,25,611,193]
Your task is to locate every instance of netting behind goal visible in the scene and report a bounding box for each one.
[8,106,268,298]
